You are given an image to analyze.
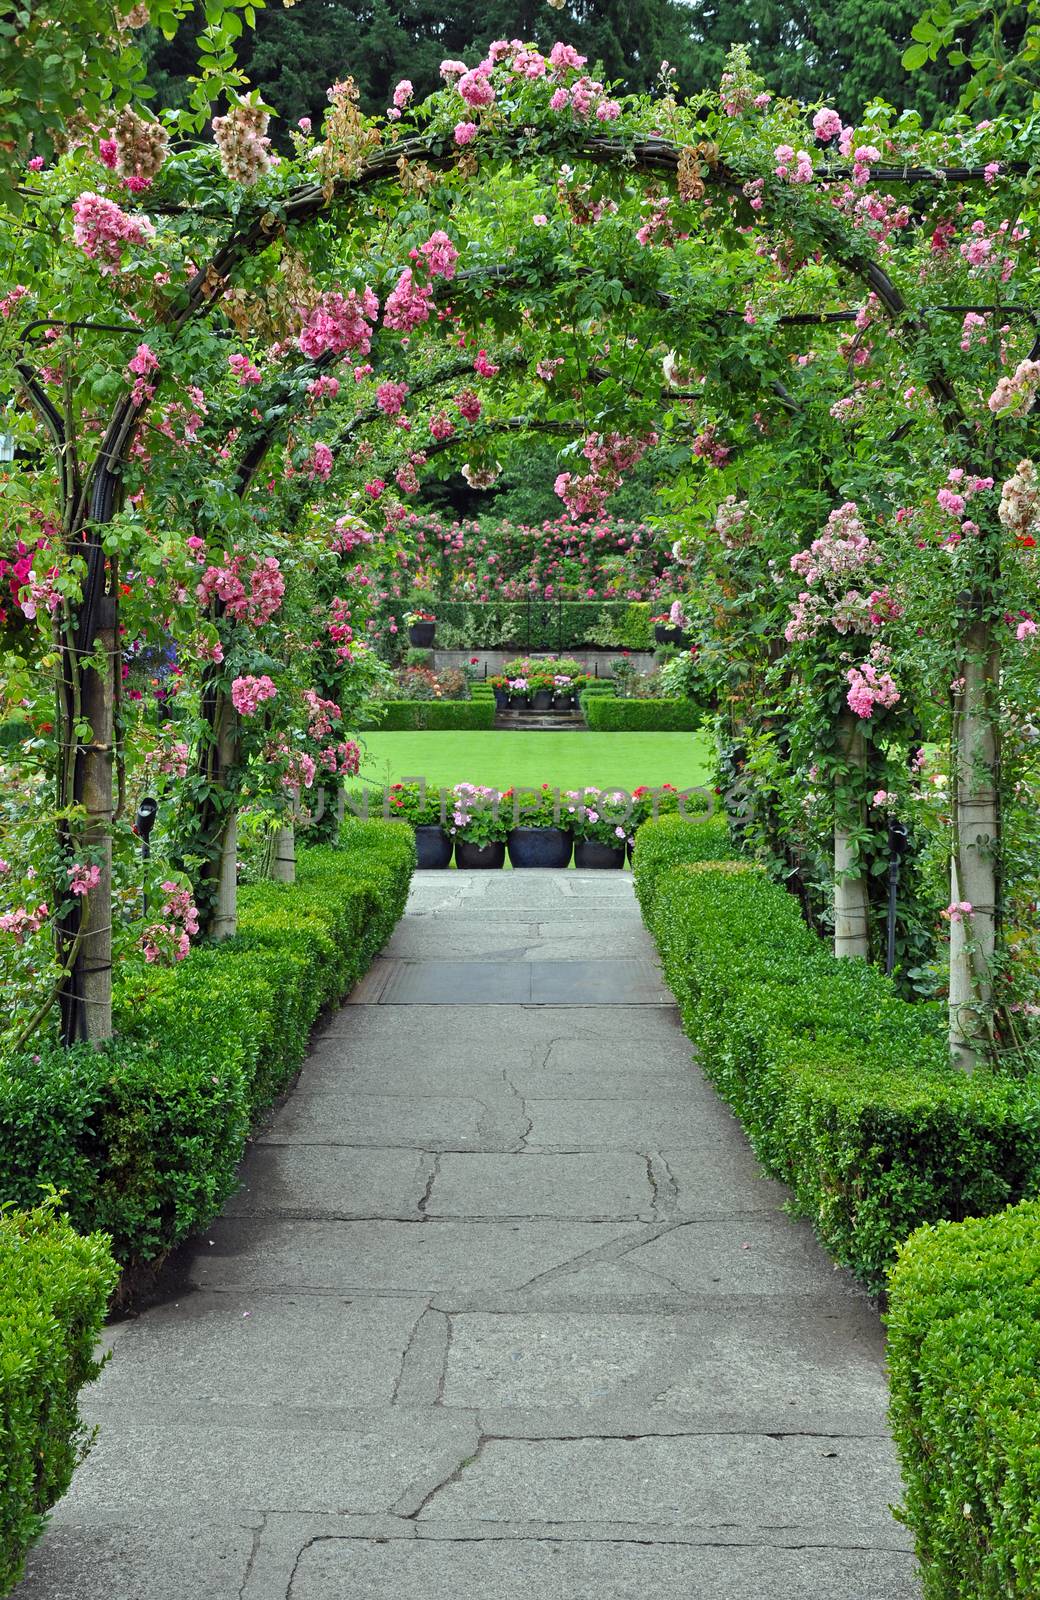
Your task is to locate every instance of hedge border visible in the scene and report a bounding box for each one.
[0,1203,117,1594]
[374,700,496,730]
[582,696,700,732]
[0,819,415,1276]
[887,1202,1040,1599]
[632,815,1040,1291]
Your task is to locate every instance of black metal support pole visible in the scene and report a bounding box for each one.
[136,796,158,918]
[885,820,909,977]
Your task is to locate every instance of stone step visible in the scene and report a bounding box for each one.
[495,711,587,730]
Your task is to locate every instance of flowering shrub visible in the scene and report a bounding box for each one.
[446,783,509,846]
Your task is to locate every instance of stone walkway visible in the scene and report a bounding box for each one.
[19,870,919,1599]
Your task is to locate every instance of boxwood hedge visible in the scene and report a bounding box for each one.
[375,699,495,730]
[0,819,414,1272]
[0,1202,116,1594]
[582,696,700,731]
[887,1202,1040,1599]
[632,817,1040,1291]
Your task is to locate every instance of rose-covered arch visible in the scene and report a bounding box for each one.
[3,41,1036,1061]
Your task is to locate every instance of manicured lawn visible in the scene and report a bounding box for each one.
[356,729,713,793]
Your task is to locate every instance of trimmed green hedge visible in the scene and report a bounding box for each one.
[886,1202,1040,1599]
[375,700,496,730]
[1,1203,116,1594]
[582,696,700,732]
[382,599,653,652]
[0,820,414,1271]
[633,818,1040,1290]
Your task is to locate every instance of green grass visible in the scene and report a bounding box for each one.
[356,729,713,793]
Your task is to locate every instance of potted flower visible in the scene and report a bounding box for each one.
[449,783,509,868]
[529,668,555,711]
[562,786,633,869]
[652,600,688,647]
[406,609,437,648]
[503,785,572,868]
[386,781,453,868]
[489,673,510,711]
[507,675,531,709]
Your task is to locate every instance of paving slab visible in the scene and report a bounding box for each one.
[61,1410,477,1517]
[625,1214,859,1297]
[188,1216,641,1294]
[418,1434,907,1547]
[226,1144,432,1218]
[16,1516,259,1600]
[287,1535,920,1600]
[440,1308,888,1430]
[258,1092,492,1148]
[91,1295,427,1408]
[524,1095,748,1150]
[426,1153,655,1219]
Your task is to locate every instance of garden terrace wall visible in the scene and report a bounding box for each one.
[0,1203,117,1594]
[582,696,700,732]
[376,700,496,730]
[0,819,414,1279]
[633,816,1040,1291]
[886,1201,1040,1600]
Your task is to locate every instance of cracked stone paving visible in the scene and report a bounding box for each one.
[15,869,919,1599]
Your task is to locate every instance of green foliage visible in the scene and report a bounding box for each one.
[582,697,701,731]
[0,822,414,1270]
[634,825,1040,1289]
[0,1200,117,1593]
[398,600,654,655]
[375,700,496,730]
[147,0,705,130]
[887,1201,1040,1598]
[630,813,737,918]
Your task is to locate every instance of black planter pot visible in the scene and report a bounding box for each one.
[414,825,453,868]
[507,827,572,868]
[508,695,531,711]
[654,624,685,646]
[409,621,436,647]
[531,689,554,710]
[455,839,506,869]
[574,837,626,869]
[493,687,509,710]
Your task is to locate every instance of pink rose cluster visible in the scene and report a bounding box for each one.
[774,144,813,184]
[555,431,657,519]
[0,284,28,320]
[1,533,60,624]
[231,674,278,716]
[418,229,459,281]
[303,688,342,740]
[376,380,409,417]
[67,862,101,897]
[384,269,434,332]
[229,352,262,386]
[0,902,49,944]
[125,341,159,406]
[72,192,154,271]
[989,359,1040,417]
[846,648,901,719]
[301,442,334,481]
[297,287,379,360]
[197,552,285,626]
[141,881,200,964]
[331,513,375,553]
